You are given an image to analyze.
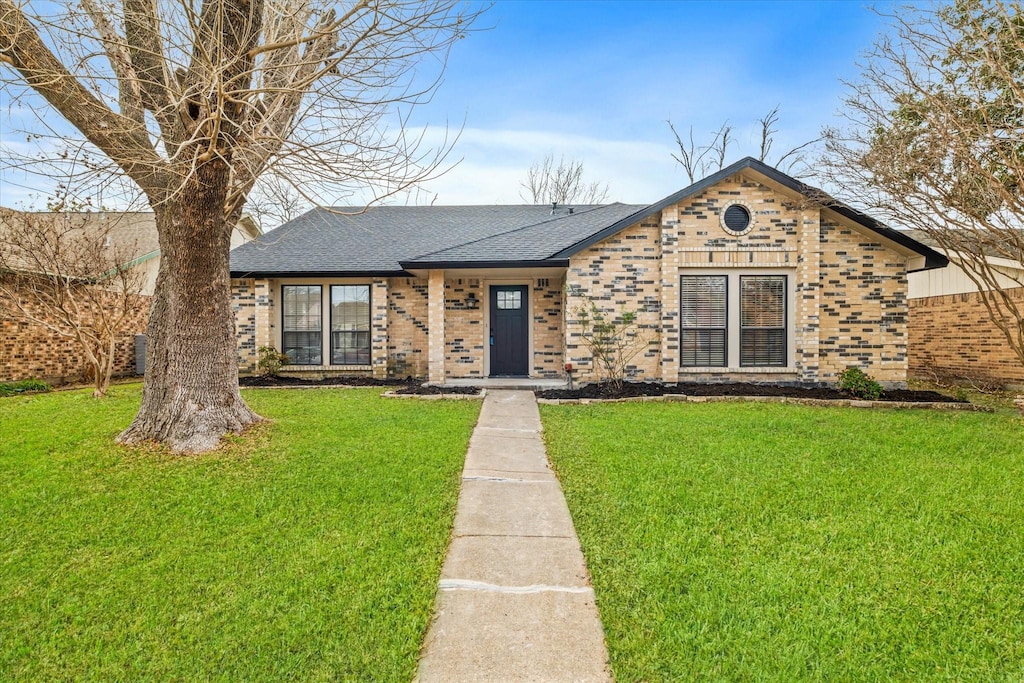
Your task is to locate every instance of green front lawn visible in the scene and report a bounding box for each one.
[1,385,479,681]
[541,402,1024,682]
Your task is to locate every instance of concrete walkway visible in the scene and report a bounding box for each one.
[416,390,611,682]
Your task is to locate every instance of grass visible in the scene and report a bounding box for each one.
[0,385,479,682]
[541,402,1024,682]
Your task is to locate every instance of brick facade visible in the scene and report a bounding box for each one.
[817,219,908,383]
[231,172,917,386]
[444,277,484,378]
[565,220,662,382]
[0,280,151,384]
[909,287,1024,386]
[387,277,429,377]
[532,277,565,378]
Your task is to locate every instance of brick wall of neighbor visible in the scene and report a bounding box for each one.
[817,219,908,383]
[532,277,565,378]
[0,280,151,384]
[386,276,429,377]
[909,287,1024,386]
[444,277,484,378]
[565,219,663,383]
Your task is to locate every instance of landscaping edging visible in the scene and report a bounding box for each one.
[537,394,992,411]
[382,389,486,400]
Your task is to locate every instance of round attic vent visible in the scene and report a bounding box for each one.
[721,203,753,235]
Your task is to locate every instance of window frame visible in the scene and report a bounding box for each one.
[679,275,729,368]
[329,284,372,366]
[678,270,793,369]
[281,284,323,366]
[738,274,788,368]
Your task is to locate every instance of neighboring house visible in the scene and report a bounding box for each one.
[907,239,1024,387]
[0,209,261,383]
[229,157,946,386]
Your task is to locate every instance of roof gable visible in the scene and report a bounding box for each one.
[551,157,947,270]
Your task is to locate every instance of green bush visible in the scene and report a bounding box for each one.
[837,366,883,400]
[256,346,290,376]
[0,379,52,398]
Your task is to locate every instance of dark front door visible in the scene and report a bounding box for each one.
[489,285,529,376]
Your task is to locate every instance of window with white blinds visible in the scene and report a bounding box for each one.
[282,285,322,365]
[679,272,790,368]
[740,275,787,366]
[680,275,728,367]
[330,285,371,365]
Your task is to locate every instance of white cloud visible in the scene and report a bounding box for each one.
[410,126,686,205]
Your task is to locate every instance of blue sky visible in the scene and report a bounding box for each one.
[410,0,892,205]
[0,0,893,211]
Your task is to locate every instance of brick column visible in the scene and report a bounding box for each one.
[427,270,445,383]
[254,279,274,350]
[371,278,389,378]
[796,208,821,381]
[660,206,679,382]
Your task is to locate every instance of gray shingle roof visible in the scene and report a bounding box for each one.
[229,203,646,275]
[229,158,948,277]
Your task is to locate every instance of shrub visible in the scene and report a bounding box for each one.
[256,346,290,376]
[0,379,52,397]
[838,366,883,400]
[573,302,653,390]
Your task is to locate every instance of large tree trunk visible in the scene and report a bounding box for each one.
[118,161,262,452]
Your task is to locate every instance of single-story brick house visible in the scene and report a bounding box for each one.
[229,157,946,386]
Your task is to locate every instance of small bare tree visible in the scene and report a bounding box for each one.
[820,0,1024,375]
[573,301,652,390]
[520,153,610,205]
[668,107,819,182]
[0,207,146,397]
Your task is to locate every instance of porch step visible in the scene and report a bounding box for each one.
[441,378,569,391]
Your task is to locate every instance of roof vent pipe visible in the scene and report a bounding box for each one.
[568,207,574,214]
[551,201,557,215]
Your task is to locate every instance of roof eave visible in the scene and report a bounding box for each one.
[399,258,570,270]
[229,269,411,279]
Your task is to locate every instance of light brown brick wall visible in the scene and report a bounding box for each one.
[0,278,151,384]
[232,278,274,372]
[659,177,800,382]
[817,219,908,383]
[387,276,429,377]
[564,174,910,385]
[532,277,565,378]
[909,287,1024,385]
[566,220,663,383]
[444,277,484,378]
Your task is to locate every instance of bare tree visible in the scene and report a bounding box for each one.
[0,207,146,397]
[667,120,732,184]
[0,0,480,451]
[520,153,610,205]
[757,106,819,176]
[820,0,1024,372]
[246,173,312,231]
[668,107,818,182]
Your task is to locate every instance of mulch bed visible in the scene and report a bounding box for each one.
[536,381,964,403]
[239,375,481,396]
[240,375,411,388]
[391,384,481,395]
